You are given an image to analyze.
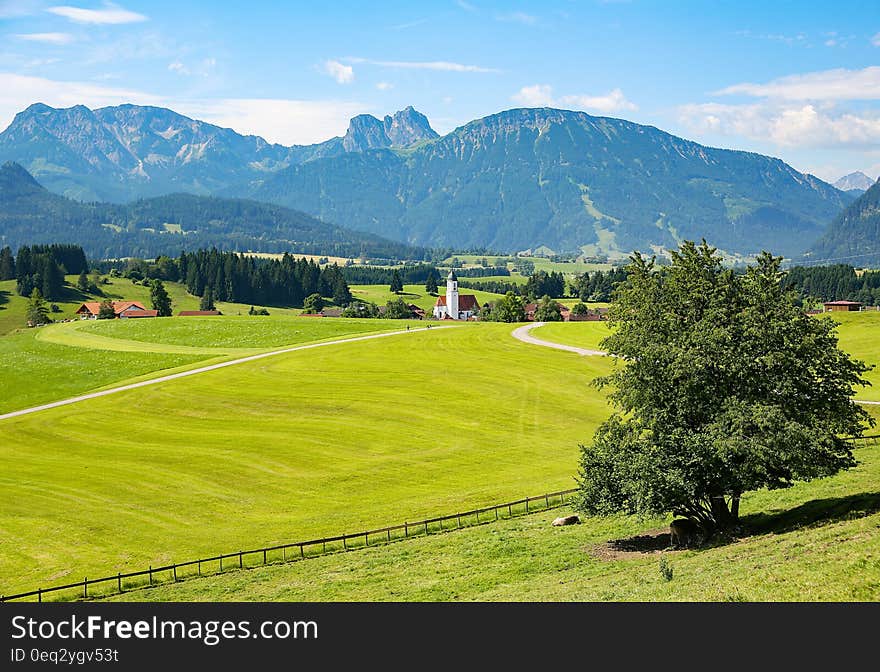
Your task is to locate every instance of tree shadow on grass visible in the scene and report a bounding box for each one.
[592,491,880,560]
[0,289,9,309]
[742,491,880,536]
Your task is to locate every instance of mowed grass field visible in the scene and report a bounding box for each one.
[0,322,614,595]
[114,426,880,602]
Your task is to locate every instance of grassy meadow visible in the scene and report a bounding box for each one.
[348,283,505,312]
[0,322,614,595]
[113,432,880,602]
[0,293,877,601]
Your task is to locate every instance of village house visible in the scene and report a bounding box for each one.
[433,270,480,320]
[524,301,571,322]
[823,300,862,312]
[75,301,158,319]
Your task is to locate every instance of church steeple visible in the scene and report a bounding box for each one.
[446,269,459,319]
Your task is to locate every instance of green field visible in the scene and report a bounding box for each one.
[112,433,880,601]
[348,284,506,312]
[0,276,299,336]
[1,306,878,601]
[442,254,613,276]
[0,322,613,595]
[531,321,613,352]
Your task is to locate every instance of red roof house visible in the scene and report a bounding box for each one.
[75,301,156,319]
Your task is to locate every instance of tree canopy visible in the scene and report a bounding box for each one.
[576,240,874,534]
[534,295,563,321]
[149,279,172,317]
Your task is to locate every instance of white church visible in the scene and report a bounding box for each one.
[432,270,481,320]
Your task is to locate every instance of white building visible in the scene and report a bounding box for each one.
[432,270,480,320]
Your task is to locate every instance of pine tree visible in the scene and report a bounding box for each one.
[390,269,403,294]
[0,246,14,281]
[77,270,90,293]
[200,287,215,311]
[150,279,173,317]
[26,288,51,326]
[425,272,438,295]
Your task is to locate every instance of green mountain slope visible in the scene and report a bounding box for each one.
[254,108,850,257]
[0,162,424,260]
[807,181,880,266]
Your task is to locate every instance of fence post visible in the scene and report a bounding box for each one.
[149,566,153,585]
[508,503,512,516]
[239,552,243,569]
[38,588,42,603]
[545,494,549,508]
[219,557,222,572]
[118,574,122,593]
[495,506,499,521]
[365,533,369,547]
[476,510,479,523]
[198,560,201,576]
[457,514,461,528]
[424,521,428,534]
[405,522,408,537]
[440,518,443,530]
[526,497,530,513]
[300,544,304,559]
[343,536,348,550]
[83,578,87,599]
[173,565,177,582]
[387,529,391,543]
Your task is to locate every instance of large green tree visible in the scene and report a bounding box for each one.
[576,240,874,534]
[534,295,563,322]
[0,246,14,280]
[390,269,404,294]
[150,279,173,317]
[485,291,526,323]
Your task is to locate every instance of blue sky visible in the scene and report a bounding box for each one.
[1,0,879,181]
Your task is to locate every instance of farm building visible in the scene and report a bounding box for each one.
[75,301,157,319]
[433,271,480,320]
[823,300,862,312]
[524,301,571,321]
[178,310,222,316]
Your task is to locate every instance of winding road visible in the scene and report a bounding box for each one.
[511,322,607,357]
[510,322,880,407]
[0,325,453,423]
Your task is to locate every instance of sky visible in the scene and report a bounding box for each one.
[1,0,880,182]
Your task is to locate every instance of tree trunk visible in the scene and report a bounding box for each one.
[730,495,740,522]
[710,496,735,530]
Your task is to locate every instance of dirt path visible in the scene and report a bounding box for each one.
[511,322,607,357]
[0,326,454,422]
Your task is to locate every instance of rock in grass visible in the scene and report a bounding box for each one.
[552,515,580,526]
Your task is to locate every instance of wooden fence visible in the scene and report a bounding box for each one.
[0,488,578,603]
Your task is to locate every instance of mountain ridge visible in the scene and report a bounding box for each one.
[807,180,880,266]
[0,161,424,260]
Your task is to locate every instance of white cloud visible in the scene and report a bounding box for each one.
[455,0,477,11]
[512,84,554,106]
[375,81,393,91]
[15,32,75,44]
[47,3,147,24]
[512,84,638,113]
[0,72,163,131]
[872,32,880,47]
[678,101,880,148]
[168,61,189,75]
[182,99,368,145]
[716,66,880,101]
[496,11,537,25]
[348,58,498,73]
[0,72,367,146]
[560,89,638,113]
[321,59,354,84]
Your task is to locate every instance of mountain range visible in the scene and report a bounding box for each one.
[0,102,856,258]
[0,161,423,260]
[833,171,876,195]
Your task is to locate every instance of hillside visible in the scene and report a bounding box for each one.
[254,108,850,257]
[0,103,438,203]
[807,180,880,266]
[0,162,424,260]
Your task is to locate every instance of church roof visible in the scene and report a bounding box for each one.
[447,269,458,281]
[435,295,480,310]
